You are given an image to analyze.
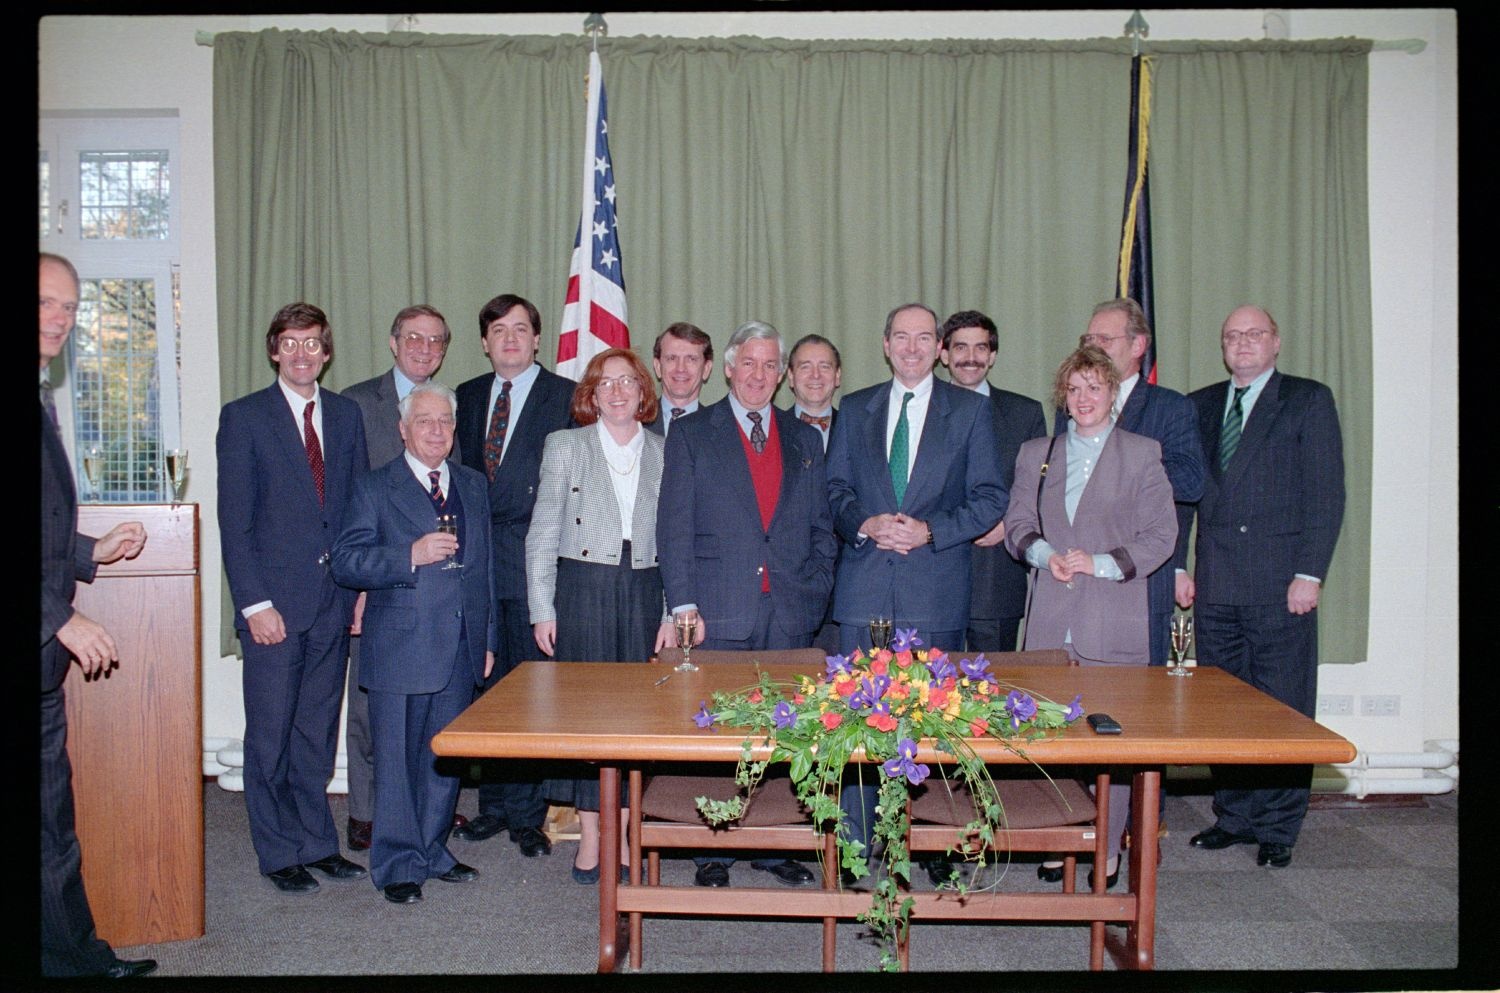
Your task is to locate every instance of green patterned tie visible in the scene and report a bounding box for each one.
[1219,385,1250,471]
[889,391,914,505]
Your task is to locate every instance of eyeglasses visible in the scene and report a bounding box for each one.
[277,336,325,355]
[596,375,642,393]
[399,331,448,350]
[1222,329,1274,344]
[1080,332,1127,347]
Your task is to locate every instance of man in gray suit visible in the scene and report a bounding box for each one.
[1178,304,1345,869]
[338,305,459,851]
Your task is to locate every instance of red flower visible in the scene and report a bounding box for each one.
[748,689,764,704]
[834,677,857,698]
[969,718,989,736]
[928,687,950,710]
[792,692,806,704]
[869,658,889,676]
[866,712,898,733]
[821,711,843,730]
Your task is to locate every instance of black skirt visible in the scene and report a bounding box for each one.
[542,541,662,811]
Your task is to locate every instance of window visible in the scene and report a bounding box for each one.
[39,114,181,503]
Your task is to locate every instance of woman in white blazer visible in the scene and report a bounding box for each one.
[526,348,674,884]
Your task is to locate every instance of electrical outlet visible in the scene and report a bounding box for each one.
[1316,694,1353,716]
[1359,694,1401,717]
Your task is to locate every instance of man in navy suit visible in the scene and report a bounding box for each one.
[826,302,1006,864]
[1071,298,1206,666]
[39,253,155,979]
[1178,304,1345,869]
[339,304,460,852]
[938,309,1046,653]
[646,321,714,437]
[452,293,573,854]
[658,320,836,888]
[333,383,494,904]
[784,333,843,654]
[217,302,371,894]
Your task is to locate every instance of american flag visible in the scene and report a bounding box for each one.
[557,49,629,378]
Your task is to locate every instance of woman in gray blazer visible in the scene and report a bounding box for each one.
[526,348,674,884]
[1004,345,1177,888]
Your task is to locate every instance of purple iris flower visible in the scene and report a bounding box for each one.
[849,674,892,710]
[693,702,718,729]
[959,654,991,681]
[1006,690,1038,729]
[925,655,957,682]
[881,737,931,785]
[1064,694,1085,722]
[824,653,855,680]
[772,700,798,730]
[891,628,924,653]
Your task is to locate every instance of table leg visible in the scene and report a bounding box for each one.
[1127,767,1160,969]
[597,765,620,973]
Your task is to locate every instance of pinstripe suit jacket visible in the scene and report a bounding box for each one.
[525,424,665,624]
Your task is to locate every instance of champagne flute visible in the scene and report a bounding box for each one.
[164,448,188,505]
[436,514,463,570]
[869,614,893,652]
[82,446,103,502]
[1169,614,1195,677]
[673,613,699,672]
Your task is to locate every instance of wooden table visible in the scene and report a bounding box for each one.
[433,661,1356,972]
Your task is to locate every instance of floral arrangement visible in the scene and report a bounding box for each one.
[691,629,1084,970]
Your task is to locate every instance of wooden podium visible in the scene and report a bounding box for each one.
[67,503,203,946]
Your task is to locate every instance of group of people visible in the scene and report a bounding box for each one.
[40,247,1344,971]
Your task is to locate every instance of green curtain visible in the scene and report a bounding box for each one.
[213,30,1370,661]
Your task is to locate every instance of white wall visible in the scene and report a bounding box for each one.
[37,9,1458,768]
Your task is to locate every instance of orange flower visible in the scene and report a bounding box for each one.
[928,687,950,710]
[969,717,990,736]
[869,658,888,676]
[821,711,844,730]
[887,682,911,700]
[792,692,806,704]
[866,712,898,733]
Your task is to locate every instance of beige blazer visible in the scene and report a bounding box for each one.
[525,424,665,624]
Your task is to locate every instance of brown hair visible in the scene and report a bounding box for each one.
[264,303,333,362]
[571,348,660,426]
[1050,344,1120,412]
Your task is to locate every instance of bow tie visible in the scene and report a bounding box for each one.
[798,412,830,430]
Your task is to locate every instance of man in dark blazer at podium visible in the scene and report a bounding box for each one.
[938,309,1046,653]
[339,304,461,852]
[39,252,153,979]
[453,293,573,855]
[217,302,370,895]
[333,382,494,904]
[1178,304,1344,870]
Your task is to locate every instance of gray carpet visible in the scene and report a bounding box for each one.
[100,783,1463,986]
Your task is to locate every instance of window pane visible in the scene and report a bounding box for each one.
[78,150,170,240]
[71,277,160,502]
[39,150,49,240]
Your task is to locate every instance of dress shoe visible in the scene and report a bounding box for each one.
[1189,826,1257,850]
[695,861,731,887]
[753,859,815,886]
[347,817,372,851]
[512,825,552,857]
[1256,842,1292,868]
[453,813,469,829]
[452,813,505,842]
[103,958,158,978]
[572,863,601,885]
[923,857,961,888]
[383,881,423,904]
[1036,862,1065,884]
[306,854,368,880]
[1087,858,1120,890]
[437,862,479,883]
[266,865,319,893]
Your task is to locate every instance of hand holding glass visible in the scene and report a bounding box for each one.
[436,514,463,570]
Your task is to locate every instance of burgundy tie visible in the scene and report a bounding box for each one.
[483,381,512,482]
[747,410,766,453]
[303,400,325,506]
[428,469,445,510]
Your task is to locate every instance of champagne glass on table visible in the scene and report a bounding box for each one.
[83,446,103,502]
[869,614,893,653]
[436,513,463,570]
[164,448,188,505]
[1169,614,1195,677]
[673,613,699,672]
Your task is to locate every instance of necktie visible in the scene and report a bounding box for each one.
[799,411,830,431]
[40,380,59,430]
[303,400,325,506]
[747,410,766,453]
[670,407,685,421]
[890,391,914,506]
[483,380,513,482]
[427,469,445,509]
[1219,385,1250,471]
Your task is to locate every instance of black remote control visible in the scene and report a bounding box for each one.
[1087,713,1123,735]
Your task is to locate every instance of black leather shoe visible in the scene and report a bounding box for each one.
[1256,842,1292,868]
[103,958,158,978]
[1088,860,1120,890]
[753,859,815,886]
[923,857,961,888]
[512,825,552,857]
[383,881,422,904]
[1189,826,1257,850]
[306,854,368,880]
[347,817,372,851]
[453,813,469,829]
[1036,862,1064,883]
[437,862,479,883]
[695,861,731,887]
[452,813,505,842]
[266,865,319,893]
